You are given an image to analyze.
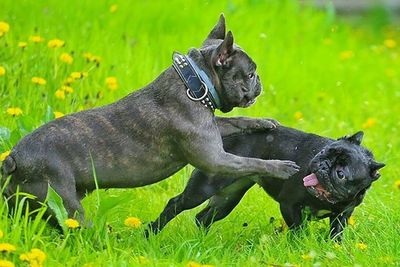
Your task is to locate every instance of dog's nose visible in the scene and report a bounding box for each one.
[254,85,261,97]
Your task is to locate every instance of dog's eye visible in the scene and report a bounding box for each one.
[248,73,255,79]
[336,170,346,180]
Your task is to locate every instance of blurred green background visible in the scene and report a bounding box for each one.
[0,0,399,266]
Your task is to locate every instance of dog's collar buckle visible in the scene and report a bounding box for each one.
[172,51,221,112]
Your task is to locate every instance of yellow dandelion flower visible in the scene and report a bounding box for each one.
[70,72,83,80]
[0,243,16,252]
[108,83,118,91]
[6,107,23,117]
[62,86,74,94]
[83,52,101,63]
[20,248,46,266]
[30,248,46,263]
[384,39,396,49]
[301,250,316,260]
[0,151,10,161]
[0,230,3,238]
[340,50,354,60]
[91,56,101,63]
[64,218,80,229]
[394,180,400,190]
[137,256,150,264]
[333,243,342,250]
[31,77,46,85]
[362,118,376,129]
[0,21,10,34]
[63,77,74,85]
[355,242,367,250]
[0,259,15,267]
[60,53,73,64]
[105,76,118,91]
[55,90,65,100]
[124,217,142,228]
[0,66,5,76]
[19,253,29,261]
[105,76,117,85]
[294,111,303,121]
[83,52,93,60]
[53,111,64,118]
[47,38,65,48]
[30,35,44,43]
[348,216,355,227]
[110,4,118,13]
[82,72,89,78]
[187,261,214,267]
[18,41,28,48]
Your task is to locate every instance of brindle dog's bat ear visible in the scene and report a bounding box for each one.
[345,131,364,145]
[204,14,226,45]
[370,161,385,180]
[214,31,234,67]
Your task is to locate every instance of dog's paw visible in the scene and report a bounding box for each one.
[244,118,280,132]
[256,118,280,129]
[266,160,300,179]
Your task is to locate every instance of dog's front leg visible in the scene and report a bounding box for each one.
[329,209,354,242]
[279,203,303,229]
[215,116,279,137]
[178,125,299,179]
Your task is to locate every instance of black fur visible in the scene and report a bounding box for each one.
[150,126,384,240]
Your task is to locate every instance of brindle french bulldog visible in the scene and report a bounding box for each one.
[0,15,299,226]
[150,126,384,240]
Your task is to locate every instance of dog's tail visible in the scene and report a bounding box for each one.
[1,154,16,187]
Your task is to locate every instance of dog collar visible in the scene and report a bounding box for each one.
[172,52,221,111]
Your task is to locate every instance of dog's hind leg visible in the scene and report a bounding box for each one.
[4,177,62,228]
[195,178,255,230]
[48,178,85,226]
[146,169,236,236]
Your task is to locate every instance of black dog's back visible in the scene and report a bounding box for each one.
[223,126,330,166]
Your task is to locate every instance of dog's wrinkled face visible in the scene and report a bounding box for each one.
[303,131,385,204]
[201,15,262,113]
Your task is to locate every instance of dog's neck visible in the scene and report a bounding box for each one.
[172,49,220,111]
[188,49,222,98]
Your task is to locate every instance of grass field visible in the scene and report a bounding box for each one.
[0,0,400,266]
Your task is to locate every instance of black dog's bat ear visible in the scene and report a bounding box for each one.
[350,131,364,145]
[342,131,364,145]
[204,14,226,44]
[214,31,234,67]
[370,161,385,180]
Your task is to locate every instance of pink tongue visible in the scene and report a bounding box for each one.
[303,173,319,187]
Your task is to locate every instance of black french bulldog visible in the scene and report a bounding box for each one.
[0,15,299,226]
[149,126,385,240]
